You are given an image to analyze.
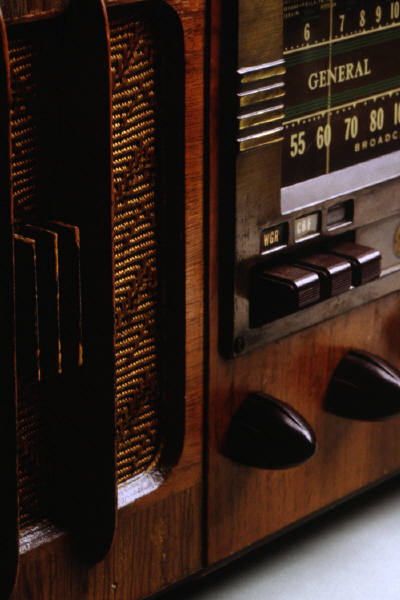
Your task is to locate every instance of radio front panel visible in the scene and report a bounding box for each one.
[208,0,400,569]
[222,0,400,356]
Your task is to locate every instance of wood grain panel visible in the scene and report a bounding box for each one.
[12,485,202,600]
[10,536,87,600]
[207,292,400,563]
[88,485,202,600]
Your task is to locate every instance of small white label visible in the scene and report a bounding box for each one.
[295,213,320,240]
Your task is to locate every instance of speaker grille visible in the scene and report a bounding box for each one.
[15,390,49,531]
[110,17,162,484]
[10,14,165,529]
[9,37,48,531]
[9,39,40,221]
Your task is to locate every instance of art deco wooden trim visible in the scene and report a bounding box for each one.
[56,0,116,562]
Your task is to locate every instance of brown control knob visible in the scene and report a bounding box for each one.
[225,393,316,469]
[326,349,400,420]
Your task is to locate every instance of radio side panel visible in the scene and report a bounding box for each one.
[3,1,205,599]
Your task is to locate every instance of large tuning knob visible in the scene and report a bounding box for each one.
[326,349,400,421]
[225,393,316,469]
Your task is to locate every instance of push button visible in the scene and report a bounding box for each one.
[330,241,381,286]
[295,253,352,298]
[251,264,320,326]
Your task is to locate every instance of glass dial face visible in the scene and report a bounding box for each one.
[282,0,400,187]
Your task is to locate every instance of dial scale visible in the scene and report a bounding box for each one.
[283,0,400,185]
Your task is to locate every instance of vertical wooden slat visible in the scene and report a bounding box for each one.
[57,0,116,563]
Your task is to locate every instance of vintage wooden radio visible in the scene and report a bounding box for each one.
[1,0,400,598]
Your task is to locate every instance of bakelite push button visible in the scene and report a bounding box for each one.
[295,253,352,298]
[330,241,381,286]
[251,264,320,326]
[225,393,316,469]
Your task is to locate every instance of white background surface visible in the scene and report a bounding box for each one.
[163,476,400,599]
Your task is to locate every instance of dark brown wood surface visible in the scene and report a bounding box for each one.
[8,0,205,598]
[207,0,400,566]
[0,1,65,22]
[0,5,19,597]
[0,0,155,20]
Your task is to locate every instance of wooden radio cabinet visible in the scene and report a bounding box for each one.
[1,1,400,598]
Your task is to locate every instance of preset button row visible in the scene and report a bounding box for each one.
[251,242,381,327]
